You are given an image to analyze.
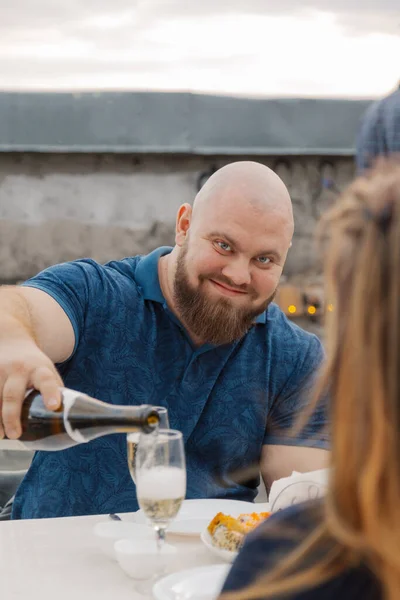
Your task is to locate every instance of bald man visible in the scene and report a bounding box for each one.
[0,162,328,519]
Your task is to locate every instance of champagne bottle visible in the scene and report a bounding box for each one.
[0,387,160,451]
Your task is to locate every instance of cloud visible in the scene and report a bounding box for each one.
[137,0,400,35]
[0,1,398,95]
[139,0,400,36]
[3,0,399,35]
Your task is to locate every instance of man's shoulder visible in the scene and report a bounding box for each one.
[266,303,321,350]
[28,255,142,281]
[69,255,144,288]
[262,303,324,378]
[103,255,142,282]
[23,255,144,301]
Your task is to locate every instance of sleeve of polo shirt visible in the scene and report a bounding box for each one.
[263,334,329,449]
[21,259,107,359]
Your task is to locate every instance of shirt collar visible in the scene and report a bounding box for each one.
[254,311,267,324]
[135,245,267,325]
[135,246,172,303]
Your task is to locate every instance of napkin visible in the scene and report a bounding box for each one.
[269,468,329,512]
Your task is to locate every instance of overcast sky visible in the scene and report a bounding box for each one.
[1,0,399,97]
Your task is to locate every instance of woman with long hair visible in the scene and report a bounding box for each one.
[220,158,400,600]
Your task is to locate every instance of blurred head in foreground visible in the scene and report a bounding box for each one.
[222,157,400,600]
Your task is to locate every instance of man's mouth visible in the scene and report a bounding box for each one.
[209,279,248,297]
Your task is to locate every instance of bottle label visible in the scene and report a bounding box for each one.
[61,388,88,444]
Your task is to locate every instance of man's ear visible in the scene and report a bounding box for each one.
[175,203,192,246]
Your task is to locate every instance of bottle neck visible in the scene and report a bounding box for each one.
[61,389,158,443]
[66,413,150,429]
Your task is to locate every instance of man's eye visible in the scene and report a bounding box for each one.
[257,256,271,265]
[216,241,232,252]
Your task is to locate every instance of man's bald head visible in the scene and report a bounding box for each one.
[160,161,295,345]
[192,161,293,234]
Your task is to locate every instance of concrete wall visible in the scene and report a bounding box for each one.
[0,153,356,283]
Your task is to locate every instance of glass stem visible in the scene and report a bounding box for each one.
[155,526,166,551]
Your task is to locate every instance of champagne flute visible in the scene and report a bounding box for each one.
[135,429,186,550]
[127,406,169,484]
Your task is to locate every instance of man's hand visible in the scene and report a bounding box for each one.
[0,340,64,440]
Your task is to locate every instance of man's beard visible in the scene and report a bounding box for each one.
[173,245,276,345]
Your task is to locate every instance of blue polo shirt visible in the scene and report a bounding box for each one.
[12,247,328,519]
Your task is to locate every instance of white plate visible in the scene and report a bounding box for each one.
[168,518,211,536]
[153,563,231,600]
[200,530,238,563]
[134,499,261,536]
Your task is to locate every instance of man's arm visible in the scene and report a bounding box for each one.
[11,286,75,363]
[0,285,75,438]
[260,444,329,493]
[261,329,330,493]
[0,258,111,439]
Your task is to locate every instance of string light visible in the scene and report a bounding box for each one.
[288,305,297,314]
[327,304,334,312]
[307,306,317,315]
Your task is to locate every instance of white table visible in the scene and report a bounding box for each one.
[0,512,223,600]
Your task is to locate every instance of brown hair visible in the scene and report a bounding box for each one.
[222,158,400,600]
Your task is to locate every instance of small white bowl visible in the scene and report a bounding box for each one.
[114,538,178,580]
[200,530,239,563]
[93,521,153,560]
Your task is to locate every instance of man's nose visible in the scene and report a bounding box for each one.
[221,258,251,287]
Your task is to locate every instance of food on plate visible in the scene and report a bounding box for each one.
[207,511,271,552]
